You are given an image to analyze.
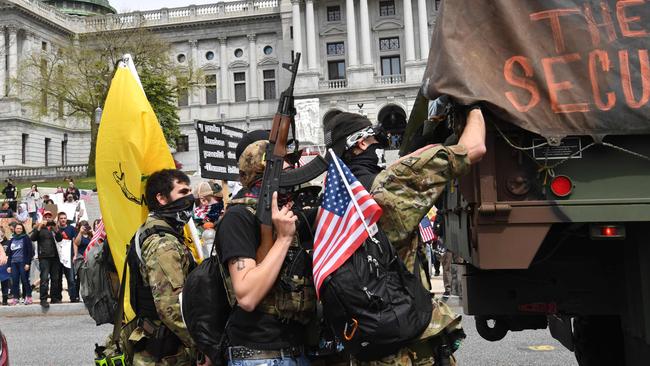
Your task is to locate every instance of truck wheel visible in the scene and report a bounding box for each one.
[573,316,623,366]
[475,316,508,341]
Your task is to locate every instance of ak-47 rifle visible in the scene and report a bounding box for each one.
[256,52,328,262]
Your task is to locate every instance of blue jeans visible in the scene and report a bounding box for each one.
[228,355,310,366]
[10,262,31,298]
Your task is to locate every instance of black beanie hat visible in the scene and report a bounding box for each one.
[236,129,270,161]
[323,112,372,156]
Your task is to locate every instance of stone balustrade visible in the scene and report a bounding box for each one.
[374,74,405,85]
[6,0,279,33]
[0,164,88,182]
[319,79,348,90]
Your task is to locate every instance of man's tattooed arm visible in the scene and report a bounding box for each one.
[231,257,246,271]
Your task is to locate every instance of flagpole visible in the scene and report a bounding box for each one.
[328,149,378,240]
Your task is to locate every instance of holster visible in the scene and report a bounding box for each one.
[138,318,182,361]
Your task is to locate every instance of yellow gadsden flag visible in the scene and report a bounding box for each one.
[96,57,175,321]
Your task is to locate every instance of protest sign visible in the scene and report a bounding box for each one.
[195,121,245,181]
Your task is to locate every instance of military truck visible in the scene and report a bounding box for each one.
[405,1,650,365]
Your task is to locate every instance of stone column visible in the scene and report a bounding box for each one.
[305,0,318,71]
[402,0,415,62]
[189,39,199,105]
[417,0,429,59]
[7,25,18,96]
[345,0,358,67]
[0,27,6,98]
[359,0,371,65]
[247,34,258,100]
[218,36,229,102]
[291,0,304,70]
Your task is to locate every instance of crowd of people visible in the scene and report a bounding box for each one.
[0,178,93,307]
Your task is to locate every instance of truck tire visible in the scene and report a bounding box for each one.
[475,316,508,342]
[573,316,624,366]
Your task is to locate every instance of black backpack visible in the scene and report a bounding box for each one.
[320,227,433,361]
[181,249,232,365]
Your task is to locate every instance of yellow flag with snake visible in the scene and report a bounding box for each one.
[96,57,176,321]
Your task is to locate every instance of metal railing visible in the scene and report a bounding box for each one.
[319,79,348,89]
[374,74,405,85]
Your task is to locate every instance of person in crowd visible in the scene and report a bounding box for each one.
[323,109,485,364]
[0,201,15,219]
[216,131,314,366]
[66,180,80,201]
[25,184,42,223]
[54,212,78,303]
[2,179,17,211]
[30,211,60,308]
[122,169,196,364]
[55,186,64,194]
[72,220,92,302]
[192,181,224,224]
[42,196,55,206]
[6,223,34,305]
[16,203,30,224]
[0,231,10,306]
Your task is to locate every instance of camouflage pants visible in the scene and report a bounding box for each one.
[132,346,193,366]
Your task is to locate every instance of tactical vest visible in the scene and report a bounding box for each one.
[127,217,192,321]
[224,196,316,325]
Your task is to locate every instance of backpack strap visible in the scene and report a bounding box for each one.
[111,248,130,352]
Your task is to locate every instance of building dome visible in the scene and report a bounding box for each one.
[42,0,116,16]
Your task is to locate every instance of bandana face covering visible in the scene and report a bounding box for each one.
[154,195,196,230]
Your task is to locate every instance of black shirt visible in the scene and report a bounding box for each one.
[217,205,306,350]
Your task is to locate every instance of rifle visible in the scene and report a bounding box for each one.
[255,52,328,262]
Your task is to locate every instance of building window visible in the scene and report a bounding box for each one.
[379,37,400,51]
[381,55,401,75]
[263,45,273,55]
[327,6,341,21]
[328,60,346,80]
[177,78,188,107]
[41,41,47,51]
[205,74,217,104]
[234,72,246,102]
[40,58,48,114]
[263,70,276,100]
[205,51,215,60]
[234,48,243,58]
[45,138,51,166]
[177,54,186,63]
[22,134,28,165]
[326,42,345,56]
[176,135,189,152]
[379,0,396,16]
[290,26,293,39]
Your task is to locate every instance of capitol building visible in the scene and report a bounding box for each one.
[0,0,439,173]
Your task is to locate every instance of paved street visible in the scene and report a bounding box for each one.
[1,310,577,366]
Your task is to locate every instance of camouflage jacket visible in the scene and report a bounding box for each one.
[130,217,195,349]
[371,144,470,284]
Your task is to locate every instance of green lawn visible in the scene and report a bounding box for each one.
[16,176,97,197]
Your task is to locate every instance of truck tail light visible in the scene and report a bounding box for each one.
[550,175,573,197]
[590,224,626,240]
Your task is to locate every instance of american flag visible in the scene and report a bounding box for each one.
[419,216,436,242]
[84,218,106,260]
[312,154,382,296]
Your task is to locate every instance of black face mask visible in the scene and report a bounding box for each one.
[153,195,195,230]
[345,143,386,169]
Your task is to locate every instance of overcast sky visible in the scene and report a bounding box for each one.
[109,0,226,13]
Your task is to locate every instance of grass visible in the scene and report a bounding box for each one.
[15,176,97,197]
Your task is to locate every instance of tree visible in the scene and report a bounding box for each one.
[15,22,191,176]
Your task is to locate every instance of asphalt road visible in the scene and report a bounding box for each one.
[1,311,578,366]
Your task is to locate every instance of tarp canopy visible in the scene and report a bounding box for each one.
[423,0,650,138]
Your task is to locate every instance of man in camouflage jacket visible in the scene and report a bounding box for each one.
[322,107,486,365]
[126,169,197,366]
